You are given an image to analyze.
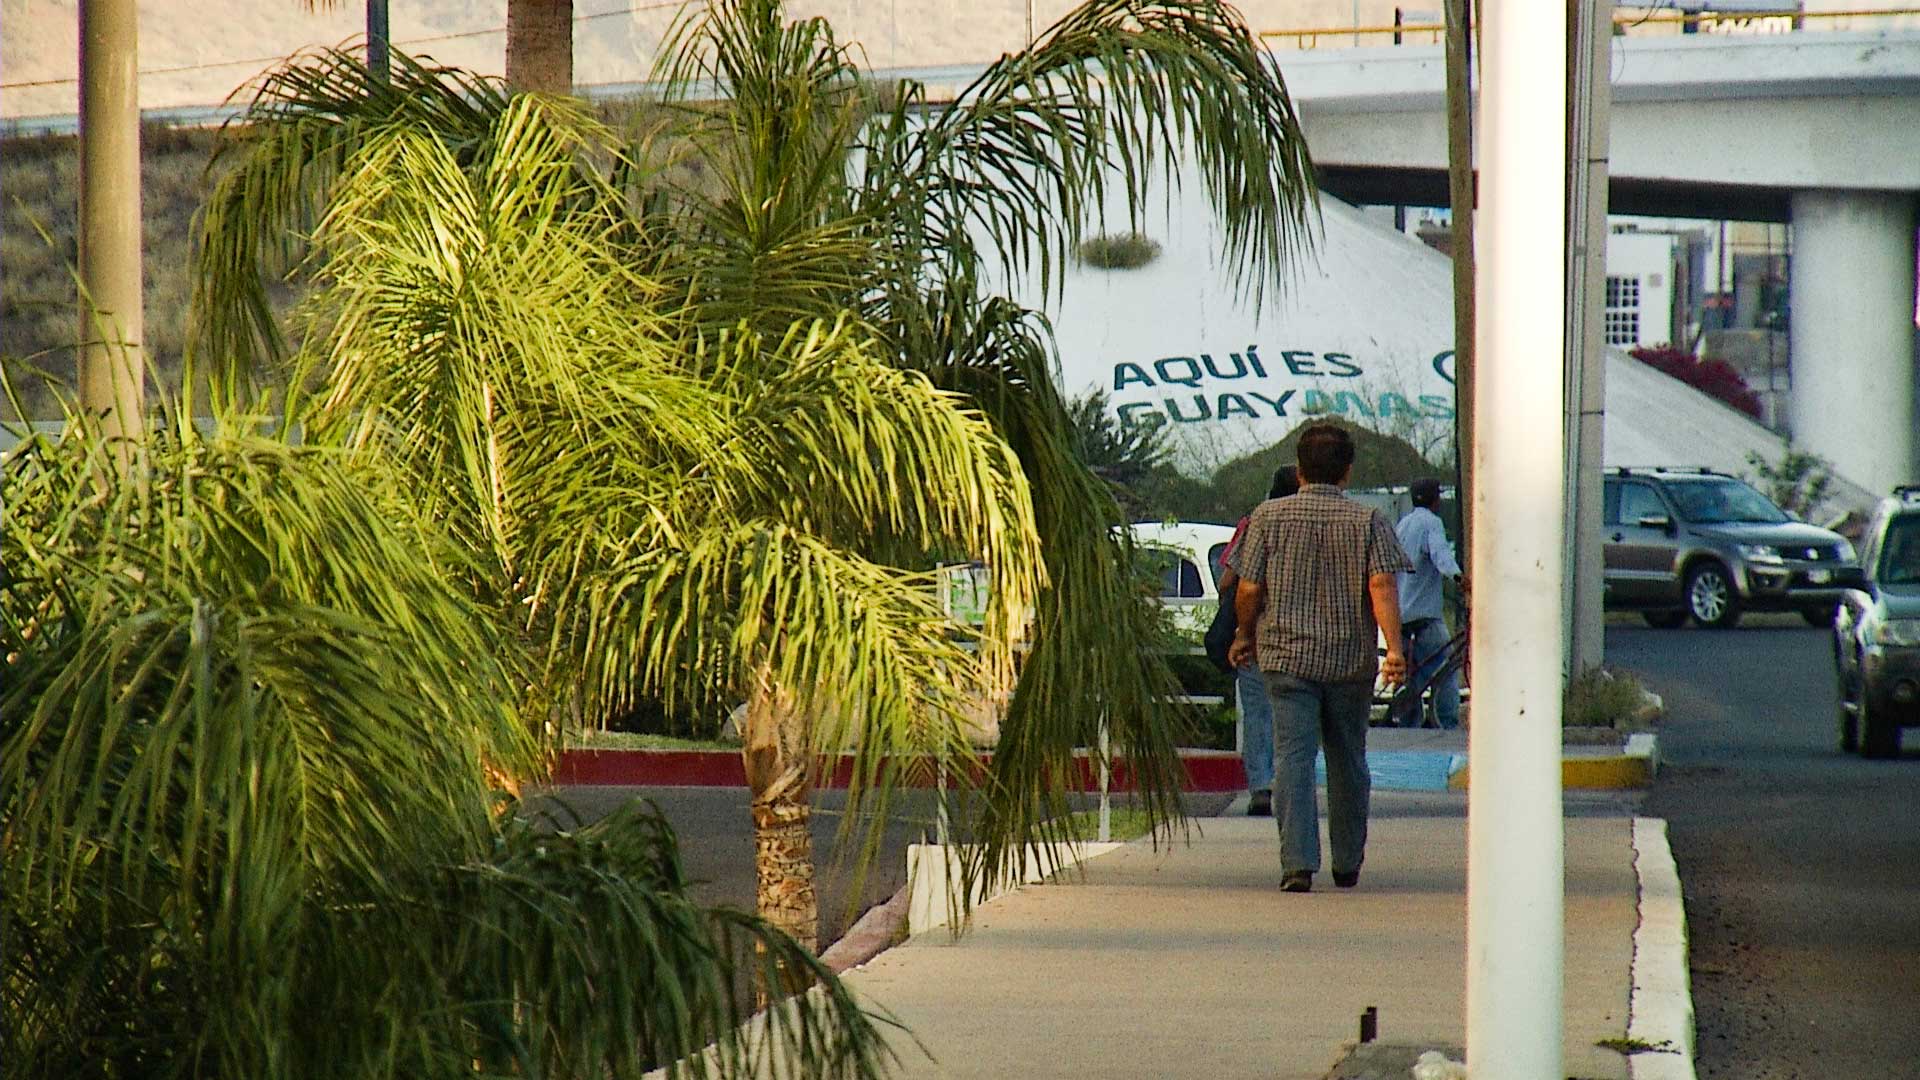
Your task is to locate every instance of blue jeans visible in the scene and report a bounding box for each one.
[1236,664,1273,795]
[1265,672,1373,876]
[1402,618,1461,729]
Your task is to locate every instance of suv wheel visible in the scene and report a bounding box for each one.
[1685,562,1742,629]
[1642,610,1688,629]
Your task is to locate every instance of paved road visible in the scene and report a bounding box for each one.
[1619,619,1920,1080]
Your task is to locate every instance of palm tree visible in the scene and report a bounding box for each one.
[636,0,1318,895]
[0,388,895,1077]
[196,77,1045,956]
[191,0,1318,951]
[507,0,575,93]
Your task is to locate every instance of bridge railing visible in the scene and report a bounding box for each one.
[1260,6,1920,50]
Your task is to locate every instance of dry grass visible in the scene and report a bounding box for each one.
[1563,665,1654,730]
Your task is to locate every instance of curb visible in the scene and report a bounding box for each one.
[904,839,1126,936]
[1445,733,1660,791]
[1628,817,1698,1080]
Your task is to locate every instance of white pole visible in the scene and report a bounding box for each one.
[1097,714,1111,844]
[1467,0,1568,1077]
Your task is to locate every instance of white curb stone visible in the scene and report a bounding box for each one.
[1629,817,1697,1080]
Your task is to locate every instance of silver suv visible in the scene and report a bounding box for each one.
[1603,467,1861,629]
[1834,486,1920,757]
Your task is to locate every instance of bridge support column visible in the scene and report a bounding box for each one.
[1789,190,1919,495]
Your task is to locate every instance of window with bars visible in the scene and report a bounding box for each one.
[1604,275,1642,345]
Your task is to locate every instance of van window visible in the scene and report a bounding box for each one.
[1208,542,1231,587]
[1177,558,1204,597]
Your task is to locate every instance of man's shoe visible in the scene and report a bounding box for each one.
[1247,791,1272,817]
[1332,870,1360,888]
[1280,870,1313,893]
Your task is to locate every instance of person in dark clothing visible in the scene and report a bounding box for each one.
[1215,464,1300,815]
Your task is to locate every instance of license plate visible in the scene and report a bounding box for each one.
[1808,568,1832,585]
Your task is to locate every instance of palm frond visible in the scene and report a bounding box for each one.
[646,0,882,337]
[1,392,527,1076]
[875,283,1191,894]
[861,0,1317,306]
[1,381,902,1078]
[429,802,902,1079]
[190,48,527,393]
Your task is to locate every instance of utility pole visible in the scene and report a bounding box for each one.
[1566,0,1612,676]
[77,0,145,467]
[1466,1,1568,1077]
[368,0,392,82]
[1444,0,1475,559]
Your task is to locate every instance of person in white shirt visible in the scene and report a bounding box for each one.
[1395,478,1463,729]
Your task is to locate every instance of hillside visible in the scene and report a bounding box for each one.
[1,125,223,419]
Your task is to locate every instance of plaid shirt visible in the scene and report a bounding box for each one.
[1229,484,1412,683]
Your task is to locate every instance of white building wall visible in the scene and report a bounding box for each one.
[1604,231,1680,350]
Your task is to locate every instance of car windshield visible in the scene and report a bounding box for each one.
[1663,478,1788,525]
[1881,516,1920,585]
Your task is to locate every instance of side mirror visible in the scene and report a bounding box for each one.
[1636,514,1673,531]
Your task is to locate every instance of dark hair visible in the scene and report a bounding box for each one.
[1269,464,1300,500]
[1295,423,1355,485]
[1410,477,1442,508]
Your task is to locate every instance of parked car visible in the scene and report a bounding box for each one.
[1834,486,1920,758]
[1602,466,1860,629]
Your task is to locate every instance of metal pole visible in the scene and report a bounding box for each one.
[368,0,391,82]
[1444,0,1475,566]
[1097,715,1111,844]
[77,0,145,468]
[1566,0,1611,677]
[1466,0,1567,1075]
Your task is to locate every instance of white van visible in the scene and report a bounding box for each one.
[1126,521,1239,637]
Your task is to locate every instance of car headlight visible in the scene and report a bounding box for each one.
[1737,543,1784,565]
[1871,618,1920,647]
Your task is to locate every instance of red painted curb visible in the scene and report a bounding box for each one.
[553,748,1248,793]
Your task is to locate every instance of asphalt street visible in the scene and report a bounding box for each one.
[1621,618,1920,1080]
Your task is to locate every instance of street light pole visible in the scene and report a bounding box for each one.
[77,0,145,467]
[1466,0,1568,1076]
[1565,0,1611,678]
[1444,0,1474,562]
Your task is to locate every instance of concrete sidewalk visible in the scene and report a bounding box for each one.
[840,800,1644,1079]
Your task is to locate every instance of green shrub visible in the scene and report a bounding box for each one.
[1745,446,1835,522]
[1077,231,1162,269]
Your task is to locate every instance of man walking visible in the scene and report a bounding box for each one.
[1396,477,1464,729]
[1227,424,1409,893]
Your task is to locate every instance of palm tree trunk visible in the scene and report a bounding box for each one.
[742,667,819,957]
[505,0,574,95]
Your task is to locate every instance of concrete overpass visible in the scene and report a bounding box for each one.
[1280,29,1920,495]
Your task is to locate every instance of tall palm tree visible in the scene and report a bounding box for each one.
[638,0,1317,895]
[0,388,895,1077]
[196,76,1045,954]
[190,0,1318,950]
[507,0,575,93]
